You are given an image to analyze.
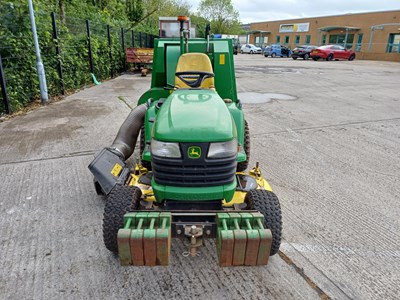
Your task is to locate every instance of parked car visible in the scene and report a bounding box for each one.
[291,45,318,60]
[310,45,356,61]
[263,44,291,57]
[240,44,262,54]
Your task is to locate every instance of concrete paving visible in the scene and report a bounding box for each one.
[0,55,399,299]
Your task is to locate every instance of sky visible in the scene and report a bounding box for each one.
[192,0,400,24]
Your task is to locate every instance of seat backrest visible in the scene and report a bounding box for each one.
[174,53,215,89]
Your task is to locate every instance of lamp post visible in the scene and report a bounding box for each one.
[28,0,48,103]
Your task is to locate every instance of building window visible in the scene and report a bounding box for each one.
[322,34,326,45]
[295,35,300,44]
[355,34,363,52]
[276,35,280,43]
[387,34,400,53]
[284,36,290,44]
[305,35,311,44]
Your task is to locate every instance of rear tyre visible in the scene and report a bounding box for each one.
[271,53,276,58]
[303,53,309,60]
[103,185,142,253]
[250,50,253,54]
[245,190,282,256]
[292,57,297,60]
[326,54,333,61]
[348,54,355,61]
[312,57,319,61]
[237,120,250,172]
[264,54,269,57]
[240,50,243,54]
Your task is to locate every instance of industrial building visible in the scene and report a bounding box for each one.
[245,10,400,61]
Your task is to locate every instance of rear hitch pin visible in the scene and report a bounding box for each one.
[182,225,203,257]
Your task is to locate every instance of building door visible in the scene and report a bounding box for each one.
[329,34,354,49]
[255,36,265,47]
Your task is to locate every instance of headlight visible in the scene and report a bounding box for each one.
[151,139,181,158]
[208,139,237,158]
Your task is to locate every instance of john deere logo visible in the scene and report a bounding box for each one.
[188,146,201,159]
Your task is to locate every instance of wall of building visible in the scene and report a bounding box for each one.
[249,10,400,62]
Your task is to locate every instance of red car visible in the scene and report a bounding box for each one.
[311,45,355,61]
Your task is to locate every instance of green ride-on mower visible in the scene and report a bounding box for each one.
[89,16,282,266]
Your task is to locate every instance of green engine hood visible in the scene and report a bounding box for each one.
[154,89,236,142]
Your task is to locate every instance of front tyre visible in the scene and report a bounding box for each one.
[245,190,282,256]
[103,185,142,253]
[326,54,333,61]
[237,120,250,172]
[303,53,309,60]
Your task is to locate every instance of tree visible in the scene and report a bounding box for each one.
[197,0,241,34]
[189,15,208,38]
[126,0,144,23]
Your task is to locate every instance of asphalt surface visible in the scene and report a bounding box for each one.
[1,55,399,299]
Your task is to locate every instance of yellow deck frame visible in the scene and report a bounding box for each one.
[128,164,273,206]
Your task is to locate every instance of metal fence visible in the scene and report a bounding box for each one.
[0,9,155,115]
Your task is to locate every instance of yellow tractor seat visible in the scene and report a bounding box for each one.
[174,53,215,89]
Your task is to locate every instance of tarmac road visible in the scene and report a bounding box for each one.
[1,55,399,299]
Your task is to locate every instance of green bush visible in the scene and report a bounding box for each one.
[0,1,154,115]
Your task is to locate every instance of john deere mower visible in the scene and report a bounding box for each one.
[89,16,282,266]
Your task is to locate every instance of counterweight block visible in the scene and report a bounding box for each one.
[216,212,272,266]
[117,212,171,266]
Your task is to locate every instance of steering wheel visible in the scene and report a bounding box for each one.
[175,71,214,88]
